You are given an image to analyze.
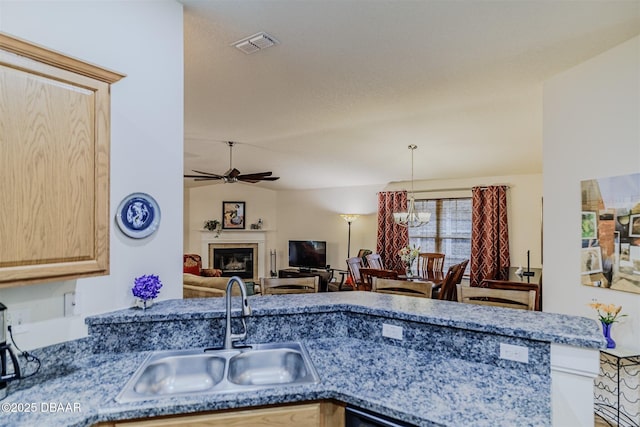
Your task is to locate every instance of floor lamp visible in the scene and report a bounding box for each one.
[340,214,360,258]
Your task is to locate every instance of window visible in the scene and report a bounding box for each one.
[409,198,471,273]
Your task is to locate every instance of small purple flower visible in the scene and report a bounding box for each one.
[132,274,163,301]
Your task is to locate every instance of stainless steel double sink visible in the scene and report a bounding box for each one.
[116,342,319,403]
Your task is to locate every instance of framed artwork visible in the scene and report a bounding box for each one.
[581,211,598,239]
[581,172,640,293]
[629,214,640,237]
[222,201,245,229]
[581,246,603,275]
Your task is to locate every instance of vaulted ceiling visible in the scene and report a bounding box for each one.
[182,0,640,190]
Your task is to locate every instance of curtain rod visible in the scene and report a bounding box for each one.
[379,185,510,194]
[412,185,510,193]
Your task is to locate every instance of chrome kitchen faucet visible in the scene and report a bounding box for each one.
[223,276,252,349]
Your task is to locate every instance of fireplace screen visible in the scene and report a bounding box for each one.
[212,247,254,279]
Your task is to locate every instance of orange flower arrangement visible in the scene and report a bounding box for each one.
[589,301,626,325]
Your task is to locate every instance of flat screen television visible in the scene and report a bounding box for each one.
[288,240,327,270]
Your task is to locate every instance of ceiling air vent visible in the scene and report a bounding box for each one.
[232,32,278,54]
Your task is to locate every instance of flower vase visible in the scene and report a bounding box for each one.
[405,265,413,279]
[135,298,153,310]
[601,321,615,349]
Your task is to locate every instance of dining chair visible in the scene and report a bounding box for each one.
[418,253,445,276]
[456,284,536,310]
[260,276,319,295]
[356,249,373,266]
[455,259,469,284]
[372,277,433,298]
[480,279,541,311]
[456,285,536,310]
[437,262,463,301]
[365,253,384,269]
[346,256,365,290]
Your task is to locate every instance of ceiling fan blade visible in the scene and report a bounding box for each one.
[237,176,280,182]
[184,174,223,179]
[194,177,223,181]
[237,172,273,180]
[191,169,225,178]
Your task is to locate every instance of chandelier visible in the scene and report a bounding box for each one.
[393,145,431,228]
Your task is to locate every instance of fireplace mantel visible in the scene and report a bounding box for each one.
[200,231,266,279]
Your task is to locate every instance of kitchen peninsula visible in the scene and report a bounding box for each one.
[3,293,604,426]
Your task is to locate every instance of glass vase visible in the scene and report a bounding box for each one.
[601,321,615,349]
[135,298,153,310]
[405,265,413,279]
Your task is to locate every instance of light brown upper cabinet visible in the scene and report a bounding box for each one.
[0,33,124,288]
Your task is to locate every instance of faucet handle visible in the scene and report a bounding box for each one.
[242,297,252,317]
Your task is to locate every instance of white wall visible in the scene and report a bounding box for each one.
[544,36,639,346]
[276,185,383,270]
[0,1,184,349]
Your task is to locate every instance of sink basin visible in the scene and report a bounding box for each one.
[133,353,226,396]
[228,348,314,386]
[116,342,319,403]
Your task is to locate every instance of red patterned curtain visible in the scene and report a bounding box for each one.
[376,191,409,272]
[470,186,510,286]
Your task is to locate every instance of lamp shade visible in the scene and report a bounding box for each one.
[340,214,360,223]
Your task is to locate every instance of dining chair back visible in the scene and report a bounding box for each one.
[346,256,365,289]
[418,253,445,275]
[360,268,398,290]
[372,277,433,298]
[455,259,469,284]
[356,249,373,266]
[365,253,384,269]
[260,276,319,295]
[456,284,535,310]
[480,279,541,311]
[438,262,463,301]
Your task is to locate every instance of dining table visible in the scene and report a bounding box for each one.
[397,270,445,298]
[398,270,445,287]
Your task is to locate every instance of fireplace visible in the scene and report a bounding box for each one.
[209,243,258,280]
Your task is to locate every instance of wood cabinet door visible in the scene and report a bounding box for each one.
[0,33,124,287]
[112,403,321,427]
[96,401,345,427]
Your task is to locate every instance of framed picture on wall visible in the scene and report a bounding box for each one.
[222,201,245,229]
[581,211,598,239]
[629,214,640,237]
[581,246,603,275]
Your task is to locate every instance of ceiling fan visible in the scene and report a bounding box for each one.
[184,141,280,183]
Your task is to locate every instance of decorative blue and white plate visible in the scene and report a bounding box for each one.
[115,193,160,239]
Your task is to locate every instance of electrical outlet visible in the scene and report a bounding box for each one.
[499,343,529,363]
[64,291,78,317]
[7,308,31,334]
[382,323,403,340]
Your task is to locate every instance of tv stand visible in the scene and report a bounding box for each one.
[299,267,312,273]
[278,268,332,292]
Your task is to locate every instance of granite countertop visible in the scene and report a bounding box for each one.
[2,337,548,427]
[2,293,604,426]
[87,292,605,349]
